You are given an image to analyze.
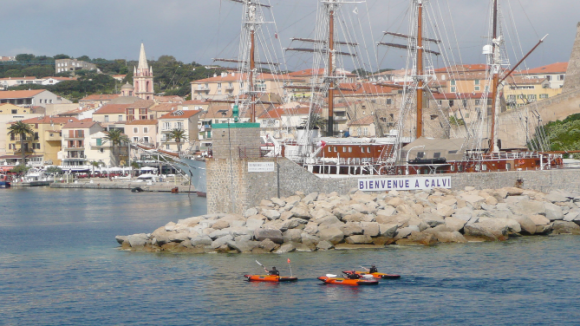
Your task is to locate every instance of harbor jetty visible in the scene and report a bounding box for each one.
[116,186,580,254]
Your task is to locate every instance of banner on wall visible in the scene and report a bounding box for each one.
[358,177,452,192]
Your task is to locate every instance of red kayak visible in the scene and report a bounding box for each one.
[343,270,401,280]
[318,274,379,286]
[244,275,298,282]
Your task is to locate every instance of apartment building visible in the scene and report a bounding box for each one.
[516,62,568,89]
[59,120,108,169]
[126,120,158,148]
[0,89,72,108]
[503,77,562,109]
[55,58,98,75]
[158,110,201,152]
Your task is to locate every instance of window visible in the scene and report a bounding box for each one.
[482,164,488,171]
[342,147,346,152]
[217,83,222,89]
[475,99,481,105]
[417,152,425,158]
[449,100,454,107]
[451,87,456,93]
[333,147,337,152]
[348,147,352,153]
[104,115,109,122]
[448,150,458,154]
[163,122,171,130]
[434,152,441,159]
[133,137,139,142]
[176,122,184,130]
[474,79,480,85]
[144,137,149,143]
[166,144,170,149]
[451,80,456,86]
[559,75,565,81]
[540,94,549,99]
[144,127,149,133]
[386,99,392,105]
[118,115,123,121]
[11,109,17,114]
[34,132,39,140]
[133,127,138,133]
[328,147,331,153]
[528,94,537,101]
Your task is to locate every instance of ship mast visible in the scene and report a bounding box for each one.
[416,0,424,139]
[489,0,500,152]
[249,1,257,123]
[327,0,336,136]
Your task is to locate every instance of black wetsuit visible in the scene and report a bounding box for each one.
[369,267,378,274]
[269,269,280,276]
[347,273,360,279]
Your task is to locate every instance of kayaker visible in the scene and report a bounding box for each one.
[268,267,280,276]
[346,272,360,280]
[369,265,378,274]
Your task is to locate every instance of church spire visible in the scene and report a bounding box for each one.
[138,43,148,71]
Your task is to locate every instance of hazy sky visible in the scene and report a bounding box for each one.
[1,0,578,71]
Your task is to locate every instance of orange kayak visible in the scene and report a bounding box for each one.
[317,275,379,286]
[343,270,401,279]
[244,275,298,282]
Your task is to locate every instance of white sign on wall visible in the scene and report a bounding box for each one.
[248,162,275,173]
[359,176,452,192]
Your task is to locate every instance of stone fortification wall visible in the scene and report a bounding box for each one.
[212,123,261,159]
[208,156,580,214]
[563,22,580,93]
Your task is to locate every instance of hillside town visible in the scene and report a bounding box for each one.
[0,40,573,176]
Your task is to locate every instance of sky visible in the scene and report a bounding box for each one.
[0,0,578,72]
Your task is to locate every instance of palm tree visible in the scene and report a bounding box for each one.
[166,128,188,153]
[90,161,101,176]
[104,129,129,166]
[7,121,34,166]
[301,114,327,131]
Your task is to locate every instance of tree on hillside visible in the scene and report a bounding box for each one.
[7,121,34,165]
[53,54,70,59]
[16,54,35,62]
[77,55,91,62]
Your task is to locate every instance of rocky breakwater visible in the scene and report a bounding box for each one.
[116,187,580,254]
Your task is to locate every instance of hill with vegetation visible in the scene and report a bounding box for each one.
[3,53,226,102]
[531,113,580,156]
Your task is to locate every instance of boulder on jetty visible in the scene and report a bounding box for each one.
[116,187,580,254]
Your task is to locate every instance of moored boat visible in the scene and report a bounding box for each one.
[0,174,11,188]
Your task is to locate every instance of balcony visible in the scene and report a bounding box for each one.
[45,132,61,141]
[195,86,210,92]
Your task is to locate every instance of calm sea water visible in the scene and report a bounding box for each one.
[1,188,580,325]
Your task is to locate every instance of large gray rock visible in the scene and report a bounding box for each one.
[421,213,445,227]
[342,213,366,223]
[342,223,364,236]
[436,231,467,243]
[301,233,320,247]
[228,226,251,237]
[115,235,128,245]
[395,226,419,239]
[529,214,550,226]
[227,239,259,253]
[208,229,230,240]
[463,224,498,241]
[508,200,545,216]
[477,218,517,235]
[271,197,286,207]
[361,222,380,237]
[546,191,569,203]
[544,203,564,221]
[283,229,303,243]
[564,210,580,222]
[375,214,399,225]
[552,221,580,235]
[291,206,312,219]
[511,215,536,235]
[319,227,345,244]
[212,220,230,230]
[246,218,265,230]
[260,239,277,252]
[317,240,334,250]
[275,242,296,254]
[444,216,467,232]
[282,219,303,230]
[379,223,398,238]
[377,206,397,217]
[460,194,485,209]
[127,233,148,247]
[262,209,281,220]
[333,206,357,219]
[302,192,319,205]
[303,222,319,235]
[211,234,234,249]
[345,235,373,244]
[168,231,189,243]
[254,228,284,244]
[190,235,213,247]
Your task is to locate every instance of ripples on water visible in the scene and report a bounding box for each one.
[1,188,580,325]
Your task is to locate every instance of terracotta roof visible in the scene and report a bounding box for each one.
[159,110,201,120]
[0,76,38,81]
[127,99,155,109]
[59,106,94,115]
[182,100,209,105]
[288,69,325,77]
[258,108,284,119]
[126,119,158,125]
[94,104,131,115]
[518,62,568,75]
[43,76,78,81]
[149,103,179,112]
[349,115,375,126]
[435,64,489,73]
[18,116,79,124]
[505,76,548,85]
[62,120,98,129]
[80,94,120,101]
[0,90,46,99]
[154,95,184,103]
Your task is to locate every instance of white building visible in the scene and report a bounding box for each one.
[516,62,568,89]
[58,120,114,170]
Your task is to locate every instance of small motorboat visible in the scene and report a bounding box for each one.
[0,174,10,188]
[342,270,401,280]
[244,275,298,283]
[317,274,379,286]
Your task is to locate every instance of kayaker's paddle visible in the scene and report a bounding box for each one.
[360,265,370,272]
[256,260,268,274]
